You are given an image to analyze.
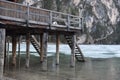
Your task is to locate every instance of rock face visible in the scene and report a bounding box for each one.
[74,0,120,44]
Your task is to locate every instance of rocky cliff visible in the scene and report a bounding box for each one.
[74,0,120,44]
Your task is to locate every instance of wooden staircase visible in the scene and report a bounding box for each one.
[65,35,85,62]
[30,35,41,56]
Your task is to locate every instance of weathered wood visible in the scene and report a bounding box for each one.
[67,15,70,31]
[30,35,41,56]
[6,36,10,70]
[26,3,30,27]
[12,35,17,66]
[40,34,43,62]
[0,29,5,79]
[70,34,76,67]
[41,32,48,71]
[26,33,30,68]
[56,34,60,65]
[0,0,82,31]
[18,36,21,69]
[4,35,6,73]
[49,11,52,26]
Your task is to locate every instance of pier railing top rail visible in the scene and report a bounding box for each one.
[0,0,82,30]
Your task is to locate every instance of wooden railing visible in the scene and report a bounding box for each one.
[0,0,82,30]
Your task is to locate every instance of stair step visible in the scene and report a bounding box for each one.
[75,52,81,54]
[65,35,85,62]
[30,35,41,56]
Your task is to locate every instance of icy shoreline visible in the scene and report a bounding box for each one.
[7,42,120,58]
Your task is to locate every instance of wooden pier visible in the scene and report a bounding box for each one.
[0,0,85,79]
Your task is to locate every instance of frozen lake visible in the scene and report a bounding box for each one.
[8,43,120,58]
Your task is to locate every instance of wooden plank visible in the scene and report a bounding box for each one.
[26,32,30,68]
[0,15,26,23]
[12,35,17,66]
[0,29,5,79]
[70,34,76,67]
[41,32,48,71]
[56,34,60,65]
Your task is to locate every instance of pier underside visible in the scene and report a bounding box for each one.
[0,0,85,79]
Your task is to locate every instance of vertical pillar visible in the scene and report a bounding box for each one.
[70,34,76,67]
[0,29,5,79]
[26,33,30,68]
[41,32,48,71]
[40,34,43,63]
[18,36,21,69]
[7,36,10,70]
[12,35,17,66]
[56,34,60,65]
[4,35,6,72]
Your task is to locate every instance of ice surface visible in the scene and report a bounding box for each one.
[8,42,120,58]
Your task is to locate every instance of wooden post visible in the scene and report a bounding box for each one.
[67,14,70,31]
[12,35,17,66]
[18,36,21,69]
[26,3,30,27]
[56,34,60,65]
[49,11,52,29]
[70,34,76,67]
[7,36,10,70]
[0,29,5,79]
[40,34,43,63]
[26,33,30,68]
[41,32,48,71]
[4,35,6,72]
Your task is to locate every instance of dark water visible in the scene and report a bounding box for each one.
[3,54,120,80]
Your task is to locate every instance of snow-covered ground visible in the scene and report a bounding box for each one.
[8,42,120,58]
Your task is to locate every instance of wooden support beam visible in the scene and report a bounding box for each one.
[41,32,48,71]
[40,34,43,63]
[6,36,10,70]
[4,35,6,72]
[18,36,21,69]
[70,34,76,67]
[12,35,17,66]
[56,34,60,65]
[26,33,30,68]
[0,29,5,79]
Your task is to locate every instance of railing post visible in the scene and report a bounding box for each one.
[0,28,5,80]
[49,11,52,29]
[81,17,84,31]
[67,14,70,31]
[26,3,30,27]
[79,17,82,29]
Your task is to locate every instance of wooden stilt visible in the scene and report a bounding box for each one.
[26,33,30,68]
[18,36,21,69]
[7,36,10,70]
[12,35,17,66]
[0,29,5,79]
[56,34,60,65]
[4,35,6,72]
[40,34,43,63]
[70,34,76,67]
[41,32,48,71]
